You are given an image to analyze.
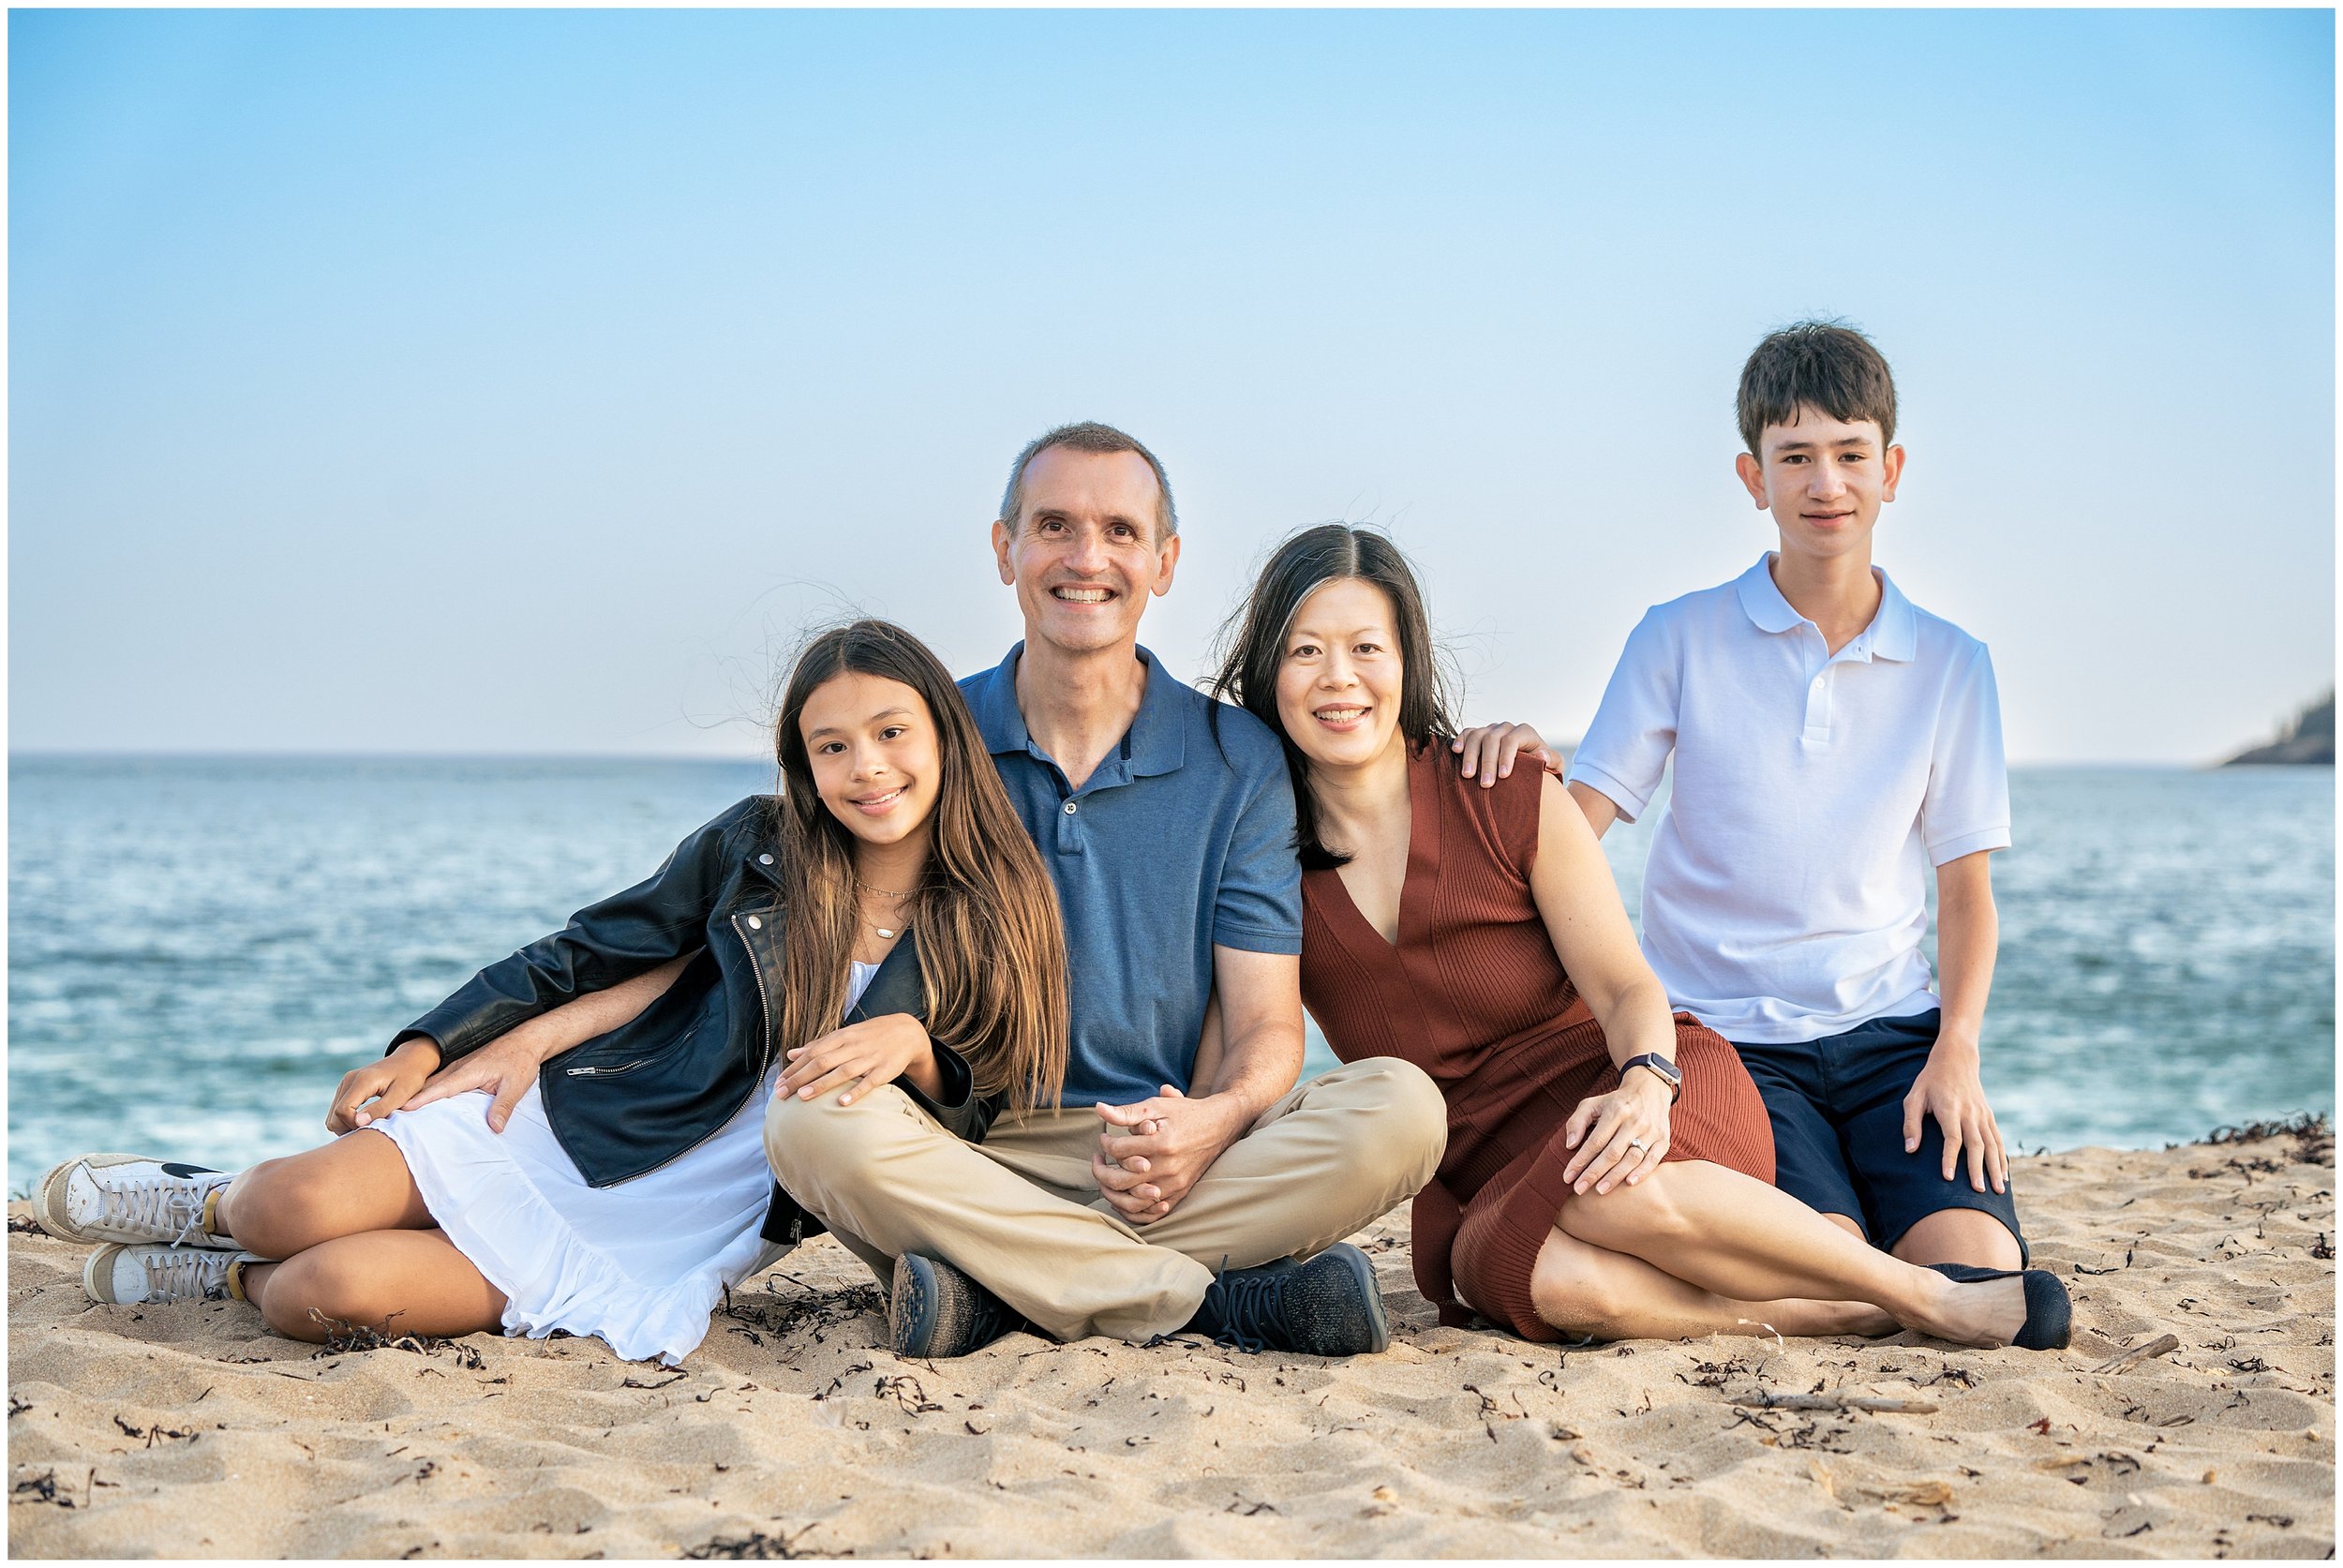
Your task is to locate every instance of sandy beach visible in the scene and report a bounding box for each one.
[8,1121,2332,1560]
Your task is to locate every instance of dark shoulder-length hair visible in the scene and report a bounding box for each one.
[769,619,1068,1113]
[1207,524,1456,870]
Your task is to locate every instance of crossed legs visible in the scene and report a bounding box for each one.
[214,1132,505,1341]
[1528,1157,2028,1346]
[765,1056,1448,1342]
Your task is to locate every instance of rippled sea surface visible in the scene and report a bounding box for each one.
[8,757,2334,1191]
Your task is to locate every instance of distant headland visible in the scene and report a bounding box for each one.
[2223,689,2335,766]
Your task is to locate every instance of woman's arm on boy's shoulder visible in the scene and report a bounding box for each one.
[1906,851,2007,1195]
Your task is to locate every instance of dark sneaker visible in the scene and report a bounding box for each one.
[36,1154,237,1248]
[1186,1243,1391,1356]
[888,1254,1037,1358]
[1925,1262,2074,1351]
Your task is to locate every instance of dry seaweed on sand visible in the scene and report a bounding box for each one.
[306,1310,487,1369]
[716,1279,883,1350]
[2184,1113,2333,1164]
[682,1524,829,1560]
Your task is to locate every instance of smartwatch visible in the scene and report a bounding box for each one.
[1620,1053,1682,1102]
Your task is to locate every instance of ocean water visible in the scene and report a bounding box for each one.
[7,756,2333,1193]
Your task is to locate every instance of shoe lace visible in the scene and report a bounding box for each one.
[1200,1258,1280,1354]
[97,1176,213,1247]
[142,1248,234,1304]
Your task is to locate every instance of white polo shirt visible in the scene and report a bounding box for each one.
[1566,555,2010,1045]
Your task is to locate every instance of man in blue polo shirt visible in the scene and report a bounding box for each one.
[764,422,1446,1358]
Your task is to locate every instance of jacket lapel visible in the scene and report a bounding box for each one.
[845,928,926,1024]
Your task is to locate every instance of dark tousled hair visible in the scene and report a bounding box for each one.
[771,620,1068,1113]
[1737,320,1899,454]
[1208,525,1456,870]
[998,421,1178,542]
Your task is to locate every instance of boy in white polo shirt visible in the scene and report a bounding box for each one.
[1460,321,2022,1272]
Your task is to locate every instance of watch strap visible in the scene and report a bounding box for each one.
[1621,1053,1682,1102]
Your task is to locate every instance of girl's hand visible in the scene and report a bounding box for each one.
[398,1034,545,1134]
[328,1038,441,1135]
[778,1015,935,1106]
[1561,1074,1673,1196]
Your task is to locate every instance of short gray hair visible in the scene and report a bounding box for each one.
[998,421,1178,540]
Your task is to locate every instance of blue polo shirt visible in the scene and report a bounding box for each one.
[960,643,1303,1107]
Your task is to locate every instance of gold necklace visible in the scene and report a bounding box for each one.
[857,895,915,941]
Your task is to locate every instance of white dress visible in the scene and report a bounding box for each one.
[376,962,878,1365]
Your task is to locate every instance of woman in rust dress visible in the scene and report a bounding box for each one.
[1207,525,2069,1350]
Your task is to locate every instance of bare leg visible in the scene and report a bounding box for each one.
[1556,1159,2029,1346]
[242,1230,506,1342]
[1530,1225,1895,1341]
[213,1130,433,1260]
[1893,1208,2024,1271]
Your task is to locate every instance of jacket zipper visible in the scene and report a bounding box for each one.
[564,1058,650,1078]
[725,904,799,1234]
[731,909,778,1074]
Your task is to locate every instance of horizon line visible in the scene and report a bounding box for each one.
[5,748,2302,773]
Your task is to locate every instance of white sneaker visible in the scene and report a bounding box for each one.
[35,1154,237,1247]
[84,1243,259,1306]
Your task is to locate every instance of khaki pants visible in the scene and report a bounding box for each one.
[762,1057,1447,1342]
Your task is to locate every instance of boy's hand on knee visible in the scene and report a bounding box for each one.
[1902,1043,2008,1194]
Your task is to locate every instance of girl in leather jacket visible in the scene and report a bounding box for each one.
[39,620,1069,1365]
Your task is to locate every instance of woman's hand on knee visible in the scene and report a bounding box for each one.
[1562,1079,1672,1196]
[328,1038,441,1134]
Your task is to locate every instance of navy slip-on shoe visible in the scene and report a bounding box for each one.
[1926,1262,2073,1351]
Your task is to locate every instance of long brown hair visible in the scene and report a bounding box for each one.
[1208,524,1457,870]
[769,620,1067,1113]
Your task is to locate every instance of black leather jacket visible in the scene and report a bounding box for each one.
[394,796,992,1246]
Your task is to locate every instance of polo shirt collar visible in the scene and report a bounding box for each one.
[968,645,1036,757]
[1125,646,1187,776]
[1735,554,1919,664]
[1868,571,1919,663]
[1734,555,1805,635]
[969,642,1186,779]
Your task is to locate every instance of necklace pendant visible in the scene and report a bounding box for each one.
[875,927,896,940]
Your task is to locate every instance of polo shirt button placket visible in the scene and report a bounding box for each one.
[1057,796,1082,855]
[1802,667,1832,746]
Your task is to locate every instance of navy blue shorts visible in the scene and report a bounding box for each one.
[1730,1009,2026,1262]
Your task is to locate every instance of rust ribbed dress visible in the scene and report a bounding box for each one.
[1301,746,1774,1341]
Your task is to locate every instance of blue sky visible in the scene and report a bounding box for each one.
[10,8,2334,763]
